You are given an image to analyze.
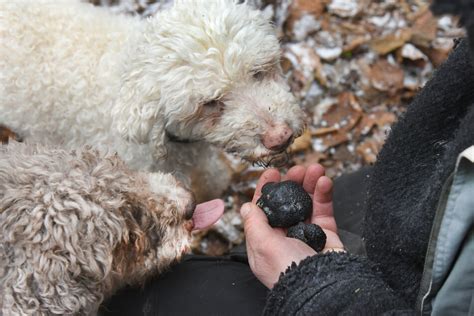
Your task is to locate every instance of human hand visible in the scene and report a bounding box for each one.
[240,164,345,288]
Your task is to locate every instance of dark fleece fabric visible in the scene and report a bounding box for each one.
[364,40,474,305]
[264,39,474,315]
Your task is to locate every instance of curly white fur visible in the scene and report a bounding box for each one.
[0,142,195,315]
[0,0,305,200]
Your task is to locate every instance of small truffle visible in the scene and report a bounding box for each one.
[256,180,327,251]
[256,180,313,227]
[287,222,327,252]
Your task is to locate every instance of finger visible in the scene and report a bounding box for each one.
[314,176,333,206]
[302,164,325,194]
[240,203,285,242]
[311,176,338,232]
[283,165,305,184]
[321,229,345,251]
[252,169,281,203]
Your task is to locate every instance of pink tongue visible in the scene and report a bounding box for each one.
[192,199,225,231]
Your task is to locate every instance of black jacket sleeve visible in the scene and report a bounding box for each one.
[264,252,414,315]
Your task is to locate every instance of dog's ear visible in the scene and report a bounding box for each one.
[112,74,168,158]
[149,121,168,159]
[112,81,158,144]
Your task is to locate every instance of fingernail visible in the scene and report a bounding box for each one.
[240,203,251,218]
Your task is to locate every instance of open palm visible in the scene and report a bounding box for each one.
[252,164,344,251]
[241,164,344,288]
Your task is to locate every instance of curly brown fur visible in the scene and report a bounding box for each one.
[0,142,194,315]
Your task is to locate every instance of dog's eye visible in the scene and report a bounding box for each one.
[203,100,222,107]
[204,100,218,107]
[253,71,265,81]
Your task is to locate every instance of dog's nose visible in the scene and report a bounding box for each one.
[261,124,294,152]
[184,192,197,220]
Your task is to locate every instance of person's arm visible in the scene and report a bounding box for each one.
[241,165,414,315]
[265,251,413,315]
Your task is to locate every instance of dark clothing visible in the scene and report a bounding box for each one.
[333,165,370,255]
[333,166,370,237]
[365,38,474,307]
[265,253,411,315]
[265,40,474,315]
[101,255,268,316]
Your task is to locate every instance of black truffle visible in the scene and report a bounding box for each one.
[287,222,327,252]
[256,180,327,251]
[256,181,313,227]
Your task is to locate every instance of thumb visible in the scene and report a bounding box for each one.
[240,203,284,240]
[240,202,269,223]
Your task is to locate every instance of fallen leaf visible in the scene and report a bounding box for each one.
[411,8,437,48]
[356,139,379,163]
[328,0,361,18]
[192,231,231,256]
[285,0,327,35]
[321,131,351,148]
[232,169,265,183]
[369,59,404,94]
[420,37,454,67]
[291,0,326,17]
[400,43,428,61]
[370,28,412,55]
[292,151,328,167]
[313,92,362,150]
[315,92,362,130]
[280,56,293,74]
[332,144,356,163]
[343,35,370,52]
[353,111,397,139]
[290,129,313,152]
[312,126,339,136]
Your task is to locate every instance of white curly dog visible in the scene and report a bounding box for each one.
[0,142,224,315]
[0,0,306,200]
